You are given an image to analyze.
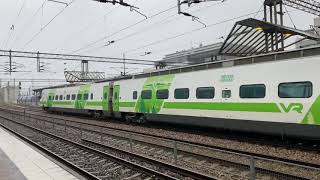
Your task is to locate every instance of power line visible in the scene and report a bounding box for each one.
[51,5,121,53]
[2,0,27,49]
[124,10,263,54]
[81,1,224,54]
[69,5,177,54]
[10,0,48,50]
[253,1,264,19]
[0,79,66,82]
[284,4,297,29]
[22,0,77,50]
[178,0,224,27]
[0,49,188,67]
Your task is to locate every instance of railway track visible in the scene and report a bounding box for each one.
[0,109,216,180]
[7,106,320,164]
[0,106,319,179]
[16,105,320,152]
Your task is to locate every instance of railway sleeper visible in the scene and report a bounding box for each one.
[106,165,122,172]
[123,173,143,180]
[103,162,115,168]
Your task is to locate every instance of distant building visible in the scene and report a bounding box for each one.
[156,42,234,69]
[296,17,320,49]
[0,86,19,104]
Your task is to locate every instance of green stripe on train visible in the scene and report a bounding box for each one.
[302,96,320,125]
[86,101,103,107]
[135,75,175,113]
[52,101,103,107]
[120,102,136,107]
[163,102,282,113]
[52,101,74,106]
[75,84,91,109]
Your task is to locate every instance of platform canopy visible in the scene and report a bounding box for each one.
[219,18,320,57]
[64,71,105,83]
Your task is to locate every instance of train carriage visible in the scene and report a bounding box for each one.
[40,46,320,139]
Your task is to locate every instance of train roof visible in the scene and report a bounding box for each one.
[33,83,86,92]
[104,45,320,81]
[35,45,320,91]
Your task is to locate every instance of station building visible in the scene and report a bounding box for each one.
[156,42,234,68]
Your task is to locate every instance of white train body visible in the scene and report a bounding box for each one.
[40,47,320,139]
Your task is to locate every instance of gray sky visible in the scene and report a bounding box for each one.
[0,0,316,92]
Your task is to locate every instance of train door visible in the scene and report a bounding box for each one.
[112,85,120,112]
[47,92,55,107]
[102,86,109,111]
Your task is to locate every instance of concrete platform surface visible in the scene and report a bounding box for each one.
[0,126,79,180]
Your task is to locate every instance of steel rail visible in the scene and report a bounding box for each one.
[5,106,319,170]
[0,118,100,180]
[0,112,214,180]
[1,106,319,179]
[82,138,218,180]
[82,138,309,180]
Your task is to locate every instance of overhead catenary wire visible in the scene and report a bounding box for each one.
[81,1,224,55]
[21,0,77,50]
[10,0,48,50]
[283,4,297,29]
[124,7,301,56]
[0,78,66,82]
[253,2,264,19]
[124,10,264,54]
[51,5,121,53]
[0,49,188,66]
[69,5,178,54]
[2,0,27,49]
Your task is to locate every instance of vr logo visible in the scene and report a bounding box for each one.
[279,103,303,113]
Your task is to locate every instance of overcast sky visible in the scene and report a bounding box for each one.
[0,0,316,92]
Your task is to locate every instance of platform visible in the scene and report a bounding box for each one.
[0,126,79,180]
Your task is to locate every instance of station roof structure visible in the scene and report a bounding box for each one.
[219,18,320,57]
[64,71,105,83]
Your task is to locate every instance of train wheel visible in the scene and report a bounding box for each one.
[92,111,103,119]
[135,114,147,124]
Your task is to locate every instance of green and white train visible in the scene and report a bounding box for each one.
[40,47,320,139]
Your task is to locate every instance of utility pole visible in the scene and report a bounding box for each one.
[123,53,126,76]
[9,50,12,75]
[37,51,40,72]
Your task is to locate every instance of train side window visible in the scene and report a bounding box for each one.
[156,89,169,99]
[59,95,63,100]
[104,92,108,99]
[174,88,189,99]
[66,95,70,100]
[240,84,266,98]
[222,90,232,98]
[48,96,52,100]
[55,95,58,100]
[84,94,89,100]
[133,91,138,99]
[77,94,82,100]
[279,81,312,98]
[90,93,93,100]
[114,92,118,99]
[196,87,215,99]
[71,94,76,100]
[141,90,152,99]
